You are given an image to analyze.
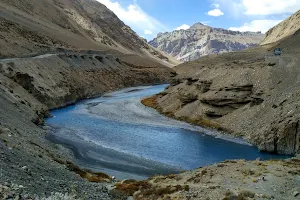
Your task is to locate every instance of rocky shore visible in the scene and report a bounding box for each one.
[0,50,173,199]
[115,157,300,200]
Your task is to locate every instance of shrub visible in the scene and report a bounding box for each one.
[114,180,151,196]
[141,95,160,109]
[238,190,255,198]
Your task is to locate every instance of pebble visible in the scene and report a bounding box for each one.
[293,191,299,197]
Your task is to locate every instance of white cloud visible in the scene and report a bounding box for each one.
[229,19,283,33]
[97,0,166,39]
[207,4,224,17]
[207,8,224,17]
[211,0,300,17]
[175,24,190,30]
[144,30,153,35]
[212,3,220,8]
[243,0,300,15]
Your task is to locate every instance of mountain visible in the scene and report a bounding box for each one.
[0,0,178,66]
[261,10,300,45]
[149,23,264,62]
[143,11,300,156]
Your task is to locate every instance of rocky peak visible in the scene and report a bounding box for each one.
[190,22,209,30]
[149,24,264,62]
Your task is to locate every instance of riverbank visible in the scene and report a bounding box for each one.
[46,85,288,182]
[0,52,173,199]
[1,76,299,199]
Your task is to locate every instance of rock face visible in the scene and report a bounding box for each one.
[0,0,178,66]
[149,23,264,62]
[149,11,300,155]
[261,10,300,45]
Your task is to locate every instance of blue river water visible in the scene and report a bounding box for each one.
[46,84,288,180]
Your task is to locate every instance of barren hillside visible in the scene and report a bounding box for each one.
[0,0,178,66]
[261,10,300,45]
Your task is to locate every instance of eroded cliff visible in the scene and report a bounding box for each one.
[145,12,300,155]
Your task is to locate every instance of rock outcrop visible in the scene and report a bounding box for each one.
[146,11,300,155]
[149,23,264,62]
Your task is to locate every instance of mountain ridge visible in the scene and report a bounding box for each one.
[149,23,264,62]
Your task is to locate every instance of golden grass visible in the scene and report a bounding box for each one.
[114,179,190,198]
[114,180,151,196]
[141,95,160,109]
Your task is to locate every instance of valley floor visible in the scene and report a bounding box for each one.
[0,51,299,200]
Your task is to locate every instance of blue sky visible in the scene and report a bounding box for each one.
[97,0,300,40]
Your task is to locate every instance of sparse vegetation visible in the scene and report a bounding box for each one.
[141,95,160,109]
[65,161,112,183]
[223,190,250,200]
[239,190,255,198]
[114,180,151,196]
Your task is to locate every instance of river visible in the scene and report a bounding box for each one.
[46,84,287,180]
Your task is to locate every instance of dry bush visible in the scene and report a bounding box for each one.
[141,95,159,109]
[114,180,151,196]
